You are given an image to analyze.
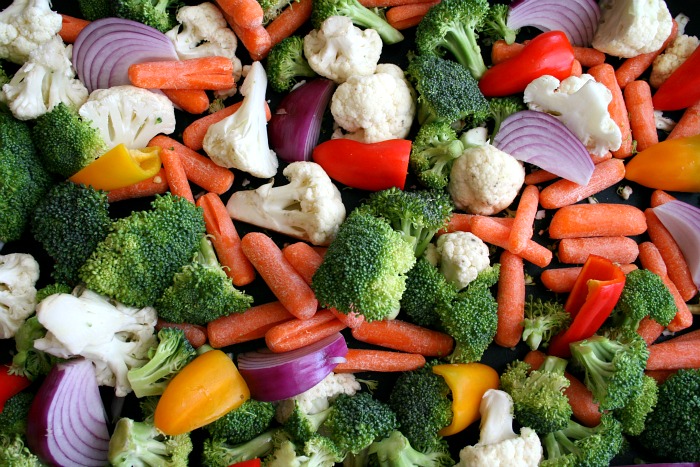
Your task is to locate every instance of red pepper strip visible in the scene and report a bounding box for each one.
[0,364,31,413]
[478,31,575,98]
[229,459,261,467]
[548,255,626,358]
[652,45,700,111]
[312,138,411,191]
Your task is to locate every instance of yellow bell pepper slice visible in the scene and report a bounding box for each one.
[432,363,500,436]
[154,349,250,436]
[625,134,700,192]
[69,144,161,191]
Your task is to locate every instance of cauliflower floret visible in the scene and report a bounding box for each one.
[78,85,176,150]
[592,0,673,58]
[0,0,62,64]
[303,16,382,84]
[275,372,361,423]
[203,61,278,178]
[226,161,346,245]
[34,287,157,397]
[523,74,621,157]
[650,34,700,88]
[2,35,88,121]
[436,232,490,290]
[448,143,524,216]
[0,253,39,339]
[330,63,415,143]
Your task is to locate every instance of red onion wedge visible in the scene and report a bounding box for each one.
[269,78,336,163]
[653,200,700,289]
[507,0,600,47]
[237,332,348,402]
[493,110,594,186]
[27,359,110,467]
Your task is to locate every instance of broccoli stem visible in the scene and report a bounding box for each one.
[348,5,404,44]
[444,27,487,80]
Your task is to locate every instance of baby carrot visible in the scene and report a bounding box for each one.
[645,369,676,384]
[615,19,677,89]
[241,232,318,320]
[265,310,346,353]
[106,168,169,202]
[646,339,700,371]
[637,317,665,346]
[333,349,426,373]
[207,301,294,347]
[539,158,626,209]
[216,0,265,30]
[386,1,439,29]
[160,147,194,203]
[470,216,553,268]
[162,89,210,114]
[495,250,525,348]
[156,319,208,348]
[557,236,640,265]
[351,319,454,357]
[225,15,272,61]
[587,63,632,158]
[329,308,365,329]
[182,102,271,151]
[59,14,90,44]
[265,0,313,51]
[668,101,700,140]
[508,185,539,254]
[548,203,647,239]
[438,214,514,236]
[650,189,676,208]
[541,264,638,294]
[624,80,658,152]
[570,59,583,77]
[573,47,605,68]
[129,56,236,90]
[281,242,324,286]
[386,16,424,30]
[359,0,437,7]
[491,40,524,65]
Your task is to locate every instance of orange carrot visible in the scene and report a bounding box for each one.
[160,147,194,203]
[225,14,273,61]
[282,242,324,285]
[668,100,700,139]
[646,339,700,370]
[645,209,698,301]
[491,40,525,65]
[156,319,208,348]
[328,308,365,329]
[359,0,437,7]
[587,64,632,158]
[207,301,294,347]
[665,329,700,343]
[524,152,613,186]
[541,264,638,294]
[149,135,234,195]
[265,0,313,50]
[386,1,439,29]
[182,102,272,151]
[162,89,210,114]
[265,310,346,353]
[573,47,605,68]
[650,189,676,208]
[615,19,678,89]
[59,14,90,44]
[637,317,665,345]
[548,203,647,239]
[495,250,525,348]
[470,216,553,268]
[624,80,658,152]
[508,185,539,254]
[645,369,677,384]
[128,56,235,90]
[384,16,424,30]
[539,158,626,209]
[557,236,640,265]
[333,349,427,373]
[241,232,318,320]
[216,0,265,29]
[570,59,583,77]
[351,319,454,357]
[438,214,514,236]
[106,168,169,202]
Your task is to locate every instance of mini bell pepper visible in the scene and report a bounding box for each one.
[154,349,250,436]
[625,134,700,192]
[0,364,31,413]
[548,255,626,358]
[312,138,411,191]
[229,460,261,467]
[69,144,162,191]
[431,363,500,436]
[652,45,700,111]
[478,31,575,97]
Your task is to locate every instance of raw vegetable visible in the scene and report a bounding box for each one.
[70,144,162,191]
[108,417,193,466]
[506,0,601,46]
[653,200,700,289]
[0,365,31,413]
[625,134,700,192]
[652,36,700,111]
[310,0,404,45]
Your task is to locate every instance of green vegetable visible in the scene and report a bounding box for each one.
[9,315,62,381]
[608,268,678,331]
[612,373,658,436]
[400,257,456,328]
[0,434,44,467]
[266,36,317,93]
[482,3,518,45]
[311,0,404,44]
[202,429,279,467]
[35,283,72,303]
[205,399,276,445]
[113,0,179,32]
[540,414,624,467]
[0,391,34,438]
[78,0,114,20]
[367,430,454,467]
[487,96,526,141]
[521,296,571,351]
[283,401,332,443]
[258,0,300,24]
[409,121,466,190]
[301,434,345,465]
[108,417,193,467]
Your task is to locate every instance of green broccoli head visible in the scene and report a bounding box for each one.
[302,434,345,466]
[205,399,276,445]
[0,62,10,88]
[541,414,624,467]
[410,121,466,190]
[311,211,416,322]
[311,0,404,44]
[415,0,489,79]
[482,3,518,45]
[35,283,73,303]
[283,401,332,443]
[113,0,179,32]
[266,36,318,93]
[0,391,34,438]
[9,315,62,381]
[609,268,677,331]
[368,430,455,466]
[78,0,114,20]
[258,0,300,24]
[613,373,658,436]
[521,296,571,352]
[108,417,193,467]
[400,257,457,328]
[0,434,44,467]
[488,96,526,141]
[202,429,279,467]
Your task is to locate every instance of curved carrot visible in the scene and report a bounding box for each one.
[265,0,313,51]
[265,310,346,353]
[508,184,539,254]
[573,47,605,68]
[668,101,700,140]
[163,89,210,114]
[495,250,525,348]
[470,216,552,268]
[557,236,639,265]
[587,64,632,158]
[615,19,677,89]
[351,319,454,357]
[548,203,647,239]
[539,158,626,209]
[226,17,272,61]
[160,147,194,203]
[333,349,426,373]
[156,319,208,348]
[624,80,658,152]
[541,264,638,294]
[650,189,676,208]
[281,242,324,286]
[129,56,236,90]
[570,59,583,77]
[216,0,264,30]
[207,301,294,347]
[59,14,90,43]
[107,168,169,202]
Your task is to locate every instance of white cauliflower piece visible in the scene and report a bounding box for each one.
[330,63,415,143]
[303,16,382,84]
[2,35,88,121]
[448,143,524,216]
[592,0,673,58]
[203,61,278,178]
[650,34,700,88]
[78,85,176,150]
[227,161,346,245]
[654,110,676,132]
[34,287,158,397]
[0,253,39,339]
[275,372,361,423]
[436,232,490,290]
[0,0,62,64]
[523,74,621,157]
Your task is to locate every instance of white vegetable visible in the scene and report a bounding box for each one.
[0,0,62,64]
[275,372,361,423]
[0,253,39,339]
[650,34,699,88]
[436,231,490,290]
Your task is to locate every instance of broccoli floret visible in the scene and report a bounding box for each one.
[521,296,571,351]
[113,0,179,32]
[108,417,193,467]
[79,193,206,307]
[303,434,345,466]
[284,401,333,443]
[406,54,490,127]
[32,103,107,178]
[613,373,658,436]
[388,361,452,454]
[258,0,300,24]
[482,3,518,45]
[0,434,44,467]
[435,265,500,363]
[499,357,572,434]
[78,0,114,20]
[311,0,404,44]
[368,430,454,467]
[0,109,54,244]
[400,257,456,328]
[569,331,649,411]
[540,414,624,467]
[409,121,465,190]
[9,315,61,381]
[205,399,276,445]
[31,182,111,284]
[35,283,72,303]
[311,211,416,322]
[358,187,453,258]
[609,268,677,331]
[488,96,526,141]
[0,63,10,89]
[155,236,253,325]
[126,327,196,398]
[266,36,318,93]
[414,0,489,80]
[0,391,33,438]
[202,429,279,467]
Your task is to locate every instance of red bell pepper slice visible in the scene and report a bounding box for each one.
[0,364,31,413]
[312,138,411,191]
[229,459,261,467]
[548,255,626,358]
[652,45,700,110]
[478,31,575,97]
